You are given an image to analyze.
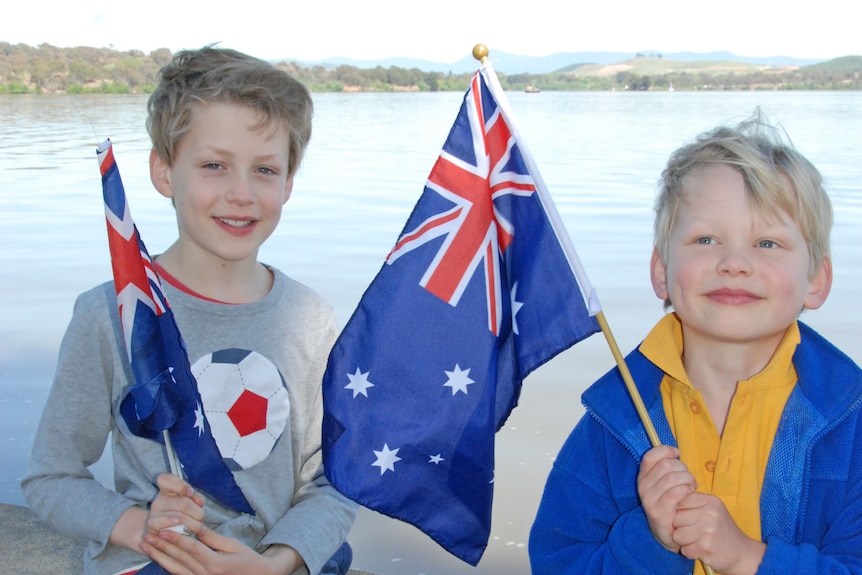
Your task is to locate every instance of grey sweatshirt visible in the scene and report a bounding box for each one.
[22,269,357,575]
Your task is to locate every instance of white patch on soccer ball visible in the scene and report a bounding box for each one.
[192,349,290,470]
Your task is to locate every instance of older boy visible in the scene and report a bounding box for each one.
[529,115,862,574]
[22,47,357,575]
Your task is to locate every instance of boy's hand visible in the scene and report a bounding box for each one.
[673,492,766,575]
[108,474,205,553]
[142,524,303,575]
[637,445,697,552]
[147,473,206,535]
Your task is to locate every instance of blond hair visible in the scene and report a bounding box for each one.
[654,111,832,281]
[146,46,313,178]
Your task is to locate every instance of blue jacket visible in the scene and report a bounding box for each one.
[529,322,862,574]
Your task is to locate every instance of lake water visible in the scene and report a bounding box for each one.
[1,90,860,574]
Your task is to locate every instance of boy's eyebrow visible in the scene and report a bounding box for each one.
[196,146,287,163]
[190,144,232,156]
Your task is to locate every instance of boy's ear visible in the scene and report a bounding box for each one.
[650,248,670,301]
[803,256,833,311]
[149,149,173,199]
[283,175,294,205]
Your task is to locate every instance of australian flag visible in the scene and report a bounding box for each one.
[322,64,601,565]
[98,139,253,515]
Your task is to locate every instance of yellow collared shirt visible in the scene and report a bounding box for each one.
[640,314,799,569]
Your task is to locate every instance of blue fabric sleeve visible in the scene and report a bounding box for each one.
[529,414,691,574]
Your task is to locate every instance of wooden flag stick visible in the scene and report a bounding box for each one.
[595,311,661,447]
[162,431,192,535]
[163,430,183,477]
[596,311,716,575]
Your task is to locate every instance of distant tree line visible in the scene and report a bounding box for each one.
[1,42,860,95]
[0,43,173,94]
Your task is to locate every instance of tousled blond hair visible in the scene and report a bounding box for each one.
[654,111,832,284]
[147,46,313,178]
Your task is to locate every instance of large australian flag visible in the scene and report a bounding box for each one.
[98,140,253,515]
[322,64,602,565]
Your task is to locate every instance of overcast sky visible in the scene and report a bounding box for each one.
[2,0,856,63]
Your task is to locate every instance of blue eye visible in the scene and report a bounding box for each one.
[758,239,777,248]
[696,237,714,245]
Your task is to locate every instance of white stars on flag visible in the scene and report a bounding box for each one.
[345,367,375,398]
[193,401,205,437]
[352,362,470,478]
[443,364,474,395]
[372,443,402,475]
[510,281,524,335]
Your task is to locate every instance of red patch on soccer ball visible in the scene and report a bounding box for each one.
[227,390,268,437]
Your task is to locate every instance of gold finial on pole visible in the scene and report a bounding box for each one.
[472,44,489,63]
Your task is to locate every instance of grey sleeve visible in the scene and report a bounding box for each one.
[20,287,138,550]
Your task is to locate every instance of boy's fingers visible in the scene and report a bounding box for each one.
[147,513,182,533]
[676,491,710,511]
[640,457,696,495]
[191,491,205,507]
[156,472,194,496]
[195,524,239,552]
[142,532,198,575]
[639,446,688,484]
[640,445,679,469]
[174,496,205,522]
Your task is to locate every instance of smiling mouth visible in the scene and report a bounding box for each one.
[218,218,254,228]
[707,288,760,304]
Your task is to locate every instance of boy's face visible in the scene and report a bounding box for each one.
[149,102,293,269]
[650,164,831,351]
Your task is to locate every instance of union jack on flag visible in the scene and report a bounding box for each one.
[322,63,601,565]
[386,79,537,335]
[98,139,253,514]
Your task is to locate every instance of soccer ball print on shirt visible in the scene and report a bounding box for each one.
[191,349,290,470]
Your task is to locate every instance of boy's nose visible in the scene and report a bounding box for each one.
[717,248,752,275]
[225,175,255,204]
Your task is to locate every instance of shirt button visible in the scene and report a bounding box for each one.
[705,460,716,472]
[689,402,700,414]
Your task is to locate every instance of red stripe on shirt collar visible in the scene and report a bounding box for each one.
[154,261,234,305]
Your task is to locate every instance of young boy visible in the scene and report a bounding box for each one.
[529,115,862,574]
[22,47,357,575]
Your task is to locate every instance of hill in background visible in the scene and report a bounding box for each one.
[297,50,828,75]
[563,56,782,77]
[1,42,860,94]
[290,49,861,91]
[804,55,862,74]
